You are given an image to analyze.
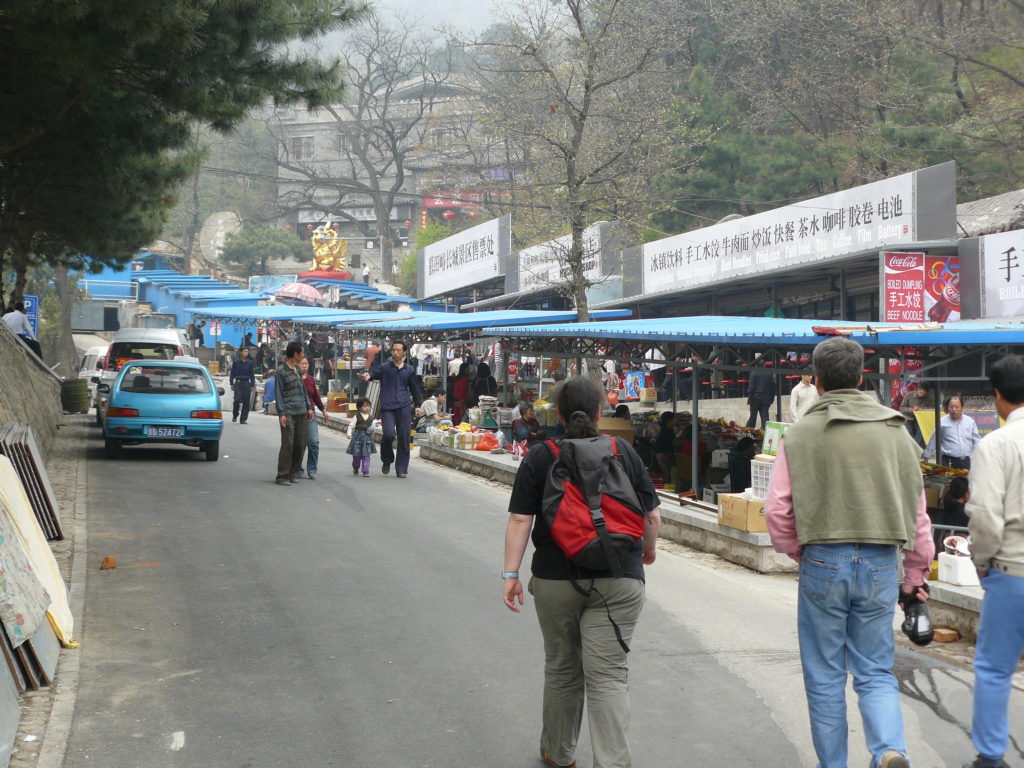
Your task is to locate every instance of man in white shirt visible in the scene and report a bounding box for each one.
[924,395,982,469]
[3,301,34,338]
[789,374,819,422]
[962,355,1024,768]
[2,301,41,358]
[418,391,452,428]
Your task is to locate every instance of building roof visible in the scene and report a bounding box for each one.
[956,188,1024,238]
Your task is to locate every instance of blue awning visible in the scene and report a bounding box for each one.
[335,309,632,334]
[486,315,1024,347]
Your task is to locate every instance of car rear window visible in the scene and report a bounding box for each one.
[119,365,211,395]
[108,342,180,370]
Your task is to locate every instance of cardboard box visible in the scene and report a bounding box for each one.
[717,493,768,533]
[937,552,980,587]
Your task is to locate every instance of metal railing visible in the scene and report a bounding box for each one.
[77,278,138,301]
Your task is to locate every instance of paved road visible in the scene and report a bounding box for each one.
[65,412,1022,767]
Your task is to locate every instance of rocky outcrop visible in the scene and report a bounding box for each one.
[0,325,63,457]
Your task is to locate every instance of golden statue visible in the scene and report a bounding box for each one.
[311,223,348,271]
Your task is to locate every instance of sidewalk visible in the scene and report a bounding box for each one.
[9,415,90,768]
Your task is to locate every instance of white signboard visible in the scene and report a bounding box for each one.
[978,228,1024,317]
[517,224,603,293]
[420,216,506,298]
[643,172,916,295]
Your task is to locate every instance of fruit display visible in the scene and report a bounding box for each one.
[920,461,968,477]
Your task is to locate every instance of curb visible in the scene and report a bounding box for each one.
[35,425,89,768]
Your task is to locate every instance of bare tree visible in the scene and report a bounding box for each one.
[272,13,454,277]
[462,0,683,321]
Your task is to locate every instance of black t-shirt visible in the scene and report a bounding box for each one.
[654,424,676,453]
[508,436,659,581]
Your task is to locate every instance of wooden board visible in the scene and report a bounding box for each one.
[0,424,63,541]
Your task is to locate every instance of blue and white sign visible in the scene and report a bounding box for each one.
[22,295,39,337]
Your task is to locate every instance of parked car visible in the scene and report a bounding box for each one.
[99,359,224,461]
[93,328,188,425]
[77,345,109,401]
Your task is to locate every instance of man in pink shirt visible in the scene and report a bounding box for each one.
[764,337,934,768]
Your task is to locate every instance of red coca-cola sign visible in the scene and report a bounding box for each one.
[882,252,960,324]
[887,256,921,270]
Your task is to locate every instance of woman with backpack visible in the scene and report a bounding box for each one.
[501,376,661,768]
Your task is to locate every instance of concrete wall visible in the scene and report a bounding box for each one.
[0,325,63,457]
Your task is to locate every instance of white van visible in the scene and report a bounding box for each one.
[93,328,188,424]
[78,345,109,401]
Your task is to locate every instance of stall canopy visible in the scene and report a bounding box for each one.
[489,315,1024,348]
[184,306,419,326]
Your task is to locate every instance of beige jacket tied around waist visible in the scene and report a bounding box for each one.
[967,407,1024,576]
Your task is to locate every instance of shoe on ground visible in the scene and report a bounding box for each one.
[353,467,359,475]
[232,415,237,422]
[275,479,290,486]
[289,477,301,484]
[878,752,909,768]
[540,748,575,768]
[397,472,407,478]
[382,462,391,475]
[963,758,1009,768]
[307,473,316,480]
[240,420,247,424]
[362,473,369,477]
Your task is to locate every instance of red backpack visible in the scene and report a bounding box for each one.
[541,435,646,576]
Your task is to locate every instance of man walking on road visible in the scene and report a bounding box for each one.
[229,346,255,424]
[962,356,1024,768]
[361,340,422,478]
[274,341,312,485]
[764,337,934,768]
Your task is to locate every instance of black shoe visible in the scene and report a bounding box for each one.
[963,758,1009,768]
[289,477,301,484]
[240,420,247,424]
[382,462,391,475]
[397,472,407,478]
[353,467,359,475]
[232,415,237,422]
[275,478,289,486]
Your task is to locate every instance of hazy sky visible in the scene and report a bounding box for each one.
[373,0,496,32]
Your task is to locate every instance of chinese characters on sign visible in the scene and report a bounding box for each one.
[517,225,604,292]
[419,216,508,298]
[882,253,959,324]
[426,233,495,275]
[978,228,1024,317]
[643,171,917,296]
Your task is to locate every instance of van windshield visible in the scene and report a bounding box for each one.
[119,365,211,395]
[109,342,180,370]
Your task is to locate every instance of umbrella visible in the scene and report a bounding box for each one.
[272,282,325,307]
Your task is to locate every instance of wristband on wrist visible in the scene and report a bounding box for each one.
[501,571,519,580]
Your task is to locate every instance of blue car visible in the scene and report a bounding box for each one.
[100,360,225,461]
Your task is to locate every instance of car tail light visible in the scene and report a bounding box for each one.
[191,410,222,419]
[107,407,139,417]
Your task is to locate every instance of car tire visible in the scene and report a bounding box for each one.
[204,440,220,462]
[104,438,121,459]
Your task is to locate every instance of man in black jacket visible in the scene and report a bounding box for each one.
[229,346,256,424]
[746,367,775,429]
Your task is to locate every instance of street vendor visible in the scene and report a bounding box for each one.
[924,395,981,469]
[900,382,935,444]
[728,436,758,492]
[511,403,544,447]
[418,390,453,429]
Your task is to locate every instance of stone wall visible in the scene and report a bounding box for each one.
[0,325,63,458]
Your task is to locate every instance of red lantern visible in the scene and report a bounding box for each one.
[441,209,457,220]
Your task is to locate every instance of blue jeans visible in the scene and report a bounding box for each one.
[797,543,905,768]
[972,570,1024,763]
[304,417,319,475]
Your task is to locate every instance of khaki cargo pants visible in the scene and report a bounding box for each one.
[529,576,645,768]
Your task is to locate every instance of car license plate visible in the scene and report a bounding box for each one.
[146,426,183,438]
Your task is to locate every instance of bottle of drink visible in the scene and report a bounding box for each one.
[927,274,960,323]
